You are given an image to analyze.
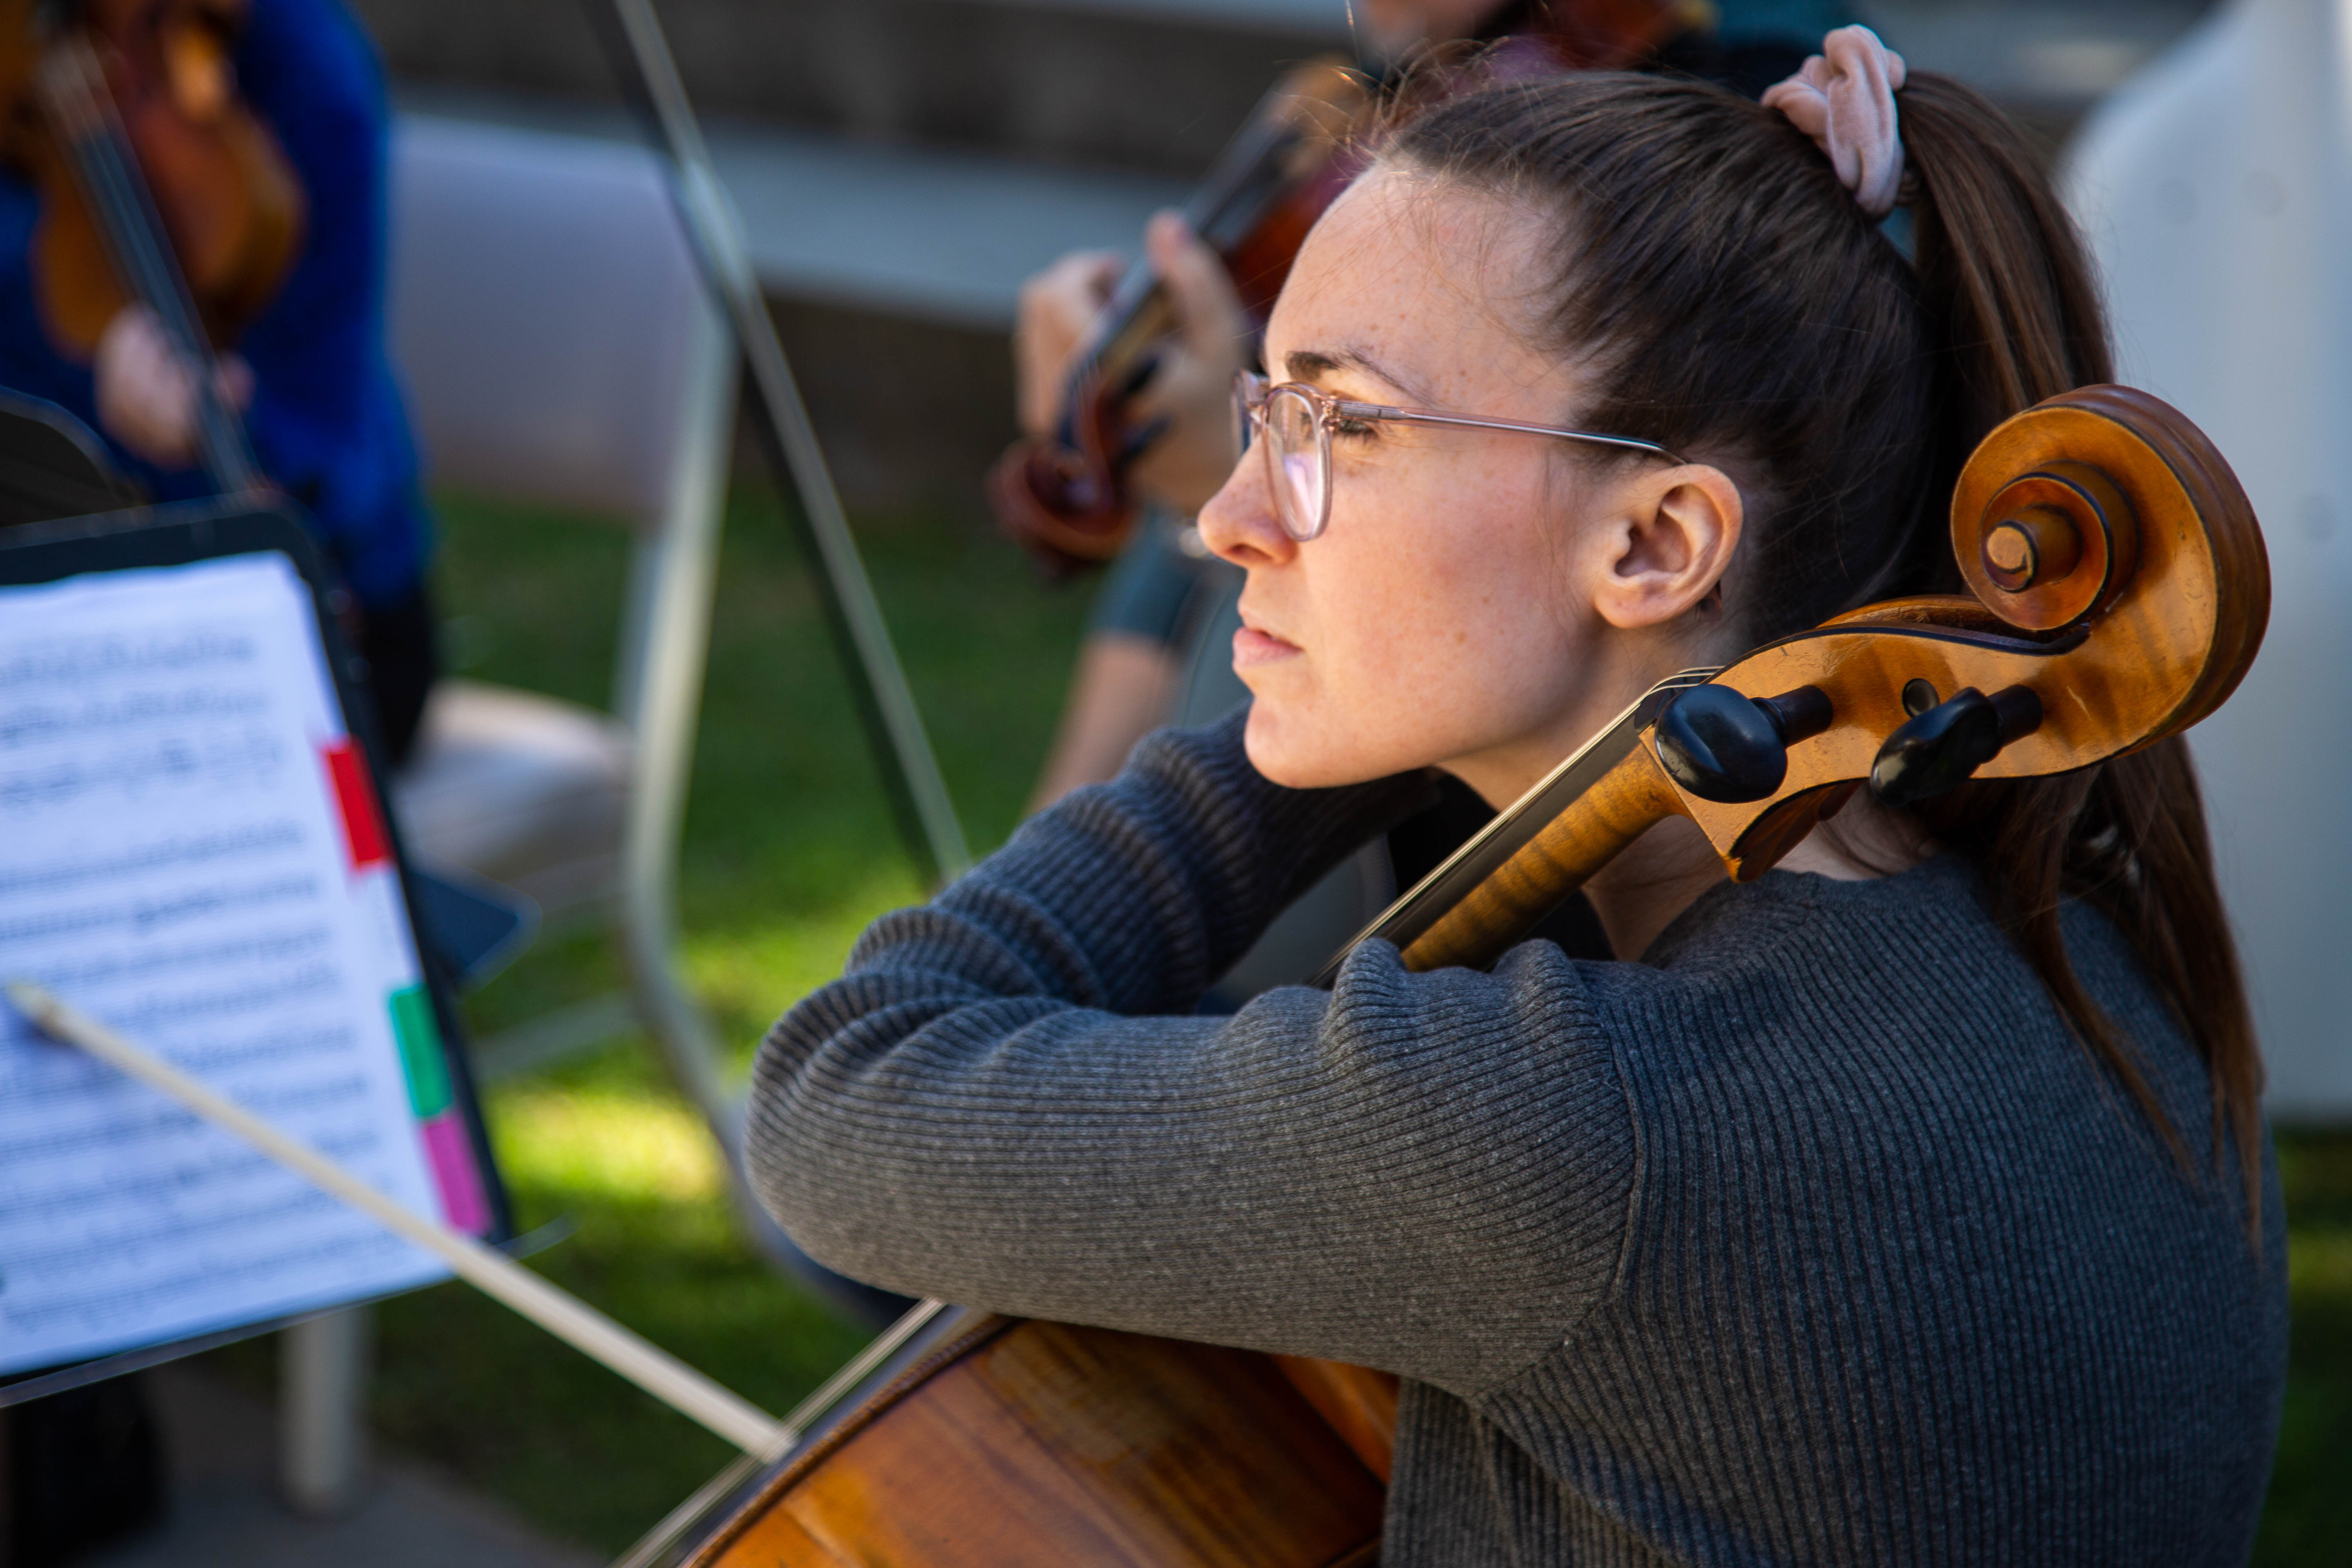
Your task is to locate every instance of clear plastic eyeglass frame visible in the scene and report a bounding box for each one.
[1235,370,1682,541]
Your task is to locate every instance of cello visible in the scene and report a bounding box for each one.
[987,0,1709,576]
[625,381,2269,1566]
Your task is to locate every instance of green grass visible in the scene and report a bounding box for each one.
[203,483,2351,1558]
[2258,1129,2352,1565]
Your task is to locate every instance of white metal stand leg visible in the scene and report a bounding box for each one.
[609,330,760,1246]
[280,1304,371,1516]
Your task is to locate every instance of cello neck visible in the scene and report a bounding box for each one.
[1311,668,1718,985]
[36,36,261,494]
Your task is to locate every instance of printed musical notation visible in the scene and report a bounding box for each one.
[0,554,453,1375]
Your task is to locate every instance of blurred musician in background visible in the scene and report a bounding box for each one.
[1022,0,1852,814]
[0,4,423,1558]
[0,0,435,766]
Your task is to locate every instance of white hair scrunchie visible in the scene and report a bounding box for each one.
[1761,25,1910,218]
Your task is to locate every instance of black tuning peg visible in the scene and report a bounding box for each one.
[1869,685,2043,806]
[1656,684,1834,803]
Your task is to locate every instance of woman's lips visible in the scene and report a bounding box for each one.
[1232,624,1301,669]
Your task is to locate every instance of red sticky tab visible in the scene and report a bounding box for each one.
[323,740,389,871]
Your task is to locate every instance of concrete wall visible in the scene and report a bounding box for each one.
[760,297,1017,516]
[359,0,2218,517]
[351,0,1345,179]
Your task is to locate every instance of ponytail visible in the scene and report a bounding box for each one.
[1391,67,2267,1239]
[1901,75,2115,426]
[1898,76,2265,1237]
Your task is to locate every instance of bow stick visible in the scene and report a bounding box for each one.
[7,980,791,1456]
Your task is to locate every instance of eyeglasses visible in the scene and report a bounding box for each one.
[1235,370,1682,541]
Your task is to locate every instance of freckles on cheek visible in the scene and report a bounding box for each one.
[1376,545,1490,666]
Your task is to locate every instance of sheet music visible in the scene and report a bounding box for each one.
[0,552,481,1375]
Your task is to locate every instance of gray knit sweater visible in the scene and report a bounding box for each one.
[748,711,2288,1565]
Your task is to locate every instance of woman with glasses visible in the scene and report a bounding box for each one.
[1019,0,1851,817]
[747,30,2285,1563]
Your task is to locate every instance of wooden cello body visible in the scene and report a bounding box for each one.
[682,1311,1392,1568]
[642,385,2267,1568]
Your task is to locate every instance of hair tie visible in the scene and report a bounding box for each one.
[1761,26,1909,218]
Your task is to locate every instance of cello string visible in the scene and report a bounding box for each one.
[1308,666,1722,987]
[4,982,789,1459]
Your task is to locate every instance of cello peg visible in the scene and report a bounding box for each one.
[1754,684,1833,746]
[1869,685,2043,806]
[1656,683,1831,804]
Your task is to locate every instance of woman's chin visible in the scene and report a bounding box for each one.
[1243,703,1377,790]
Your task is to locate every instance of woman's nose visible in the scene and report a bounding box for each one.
[1198,443,1297,569]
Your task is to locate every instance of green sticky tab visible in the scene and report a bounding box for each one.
[389,985,451,1117]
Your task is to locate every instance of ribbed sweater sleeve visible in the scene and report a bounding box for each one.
[746,711,1642,1396]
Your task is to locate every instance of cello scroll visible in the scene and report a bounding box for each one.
[1376,384,2269,976]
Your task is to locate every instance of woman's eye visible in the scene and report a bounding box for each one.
[1327,414,1380,441]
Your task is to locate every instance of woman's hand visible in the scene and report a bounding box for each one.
[93,305,252,470]
[1012,212,1250,517]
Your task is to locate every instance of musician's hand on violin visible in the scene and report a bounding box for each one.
[1125,212,1250,517]
[1011,214,1249,517]
[1016,249,1123,441]
[93,305,252,470]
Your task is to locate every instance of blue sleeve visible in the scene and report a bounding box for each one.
[0,0,430,606]
[0,173,102,425]
[231,0,430,608]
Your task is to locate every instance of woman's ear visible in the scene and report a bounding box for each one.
[1588,463,1744,630]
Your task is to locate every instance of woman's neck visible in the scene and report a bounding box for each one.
[1443,642,1935,959]
[1580,789,1934,961]
[1581,816,1724,960]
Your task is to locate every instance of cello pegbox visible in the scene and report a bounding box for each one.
[1956,458,2140,631]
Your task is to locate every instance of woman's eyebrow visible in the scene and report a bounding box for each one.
[1284,346,1428,404]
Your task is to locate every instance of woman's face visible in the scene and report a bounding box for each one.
[1198,168,1737,802]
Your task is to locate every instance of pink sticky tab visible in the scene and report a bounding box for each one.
[419,1113,490,1236]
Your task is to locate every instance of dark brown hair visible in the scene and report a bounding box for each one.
[1388,71,2265,1234]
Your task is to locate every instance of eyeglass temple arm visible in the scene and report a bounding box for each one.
[1340,400,1679,462]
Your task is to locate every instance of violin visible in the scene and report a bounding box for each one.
[987,0,1706,576]
[634,385,2268,1567]
[0,0,300,490]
